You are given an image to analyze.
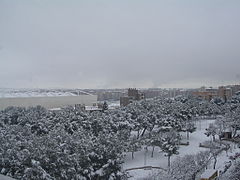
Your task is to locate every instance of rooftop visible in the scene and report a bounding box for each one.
[0,88,93,98]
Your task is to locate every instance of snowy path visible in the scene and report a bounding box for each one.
[123,119,216,179]
[0,174,16,180]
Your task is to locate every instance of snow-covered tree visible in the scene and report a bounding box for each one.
[160,131,180,167]
[205,123,217,141]
[150,151,210,180]
[127,135,142,159]
[0,106,129,180]
[102,101,108,111]
[221,160,240,180]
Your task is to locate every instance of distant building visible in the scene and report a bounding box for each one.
[120,96,130,107]
[167,88,191,98]
[128,88,144,100]
[192,87,218,101]
[218,86,232,102]
[97,90,125,101]
[192,85,240,101]
[142,89,164,99]
[120,88,145,106]
[231,85,240,95]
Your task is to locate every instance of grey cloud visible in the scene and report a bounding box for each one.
[0,0,240,89]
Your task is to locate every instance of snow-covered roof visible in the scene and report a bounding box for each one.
[205,88,218,91]
[85,106,102,111]
[0,89,93,98]
[223,128,232,132]
[200,169,217,178]
[49,108,62,111]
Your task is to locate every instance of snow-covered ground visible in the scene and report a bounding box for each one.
[0,174,16,180]
[123,119,240,179]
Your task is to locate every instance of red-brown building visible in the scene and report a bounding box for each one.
[192,85,240,101]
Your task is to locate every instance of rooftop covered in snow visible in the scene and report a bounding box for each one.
[0,88,93,98]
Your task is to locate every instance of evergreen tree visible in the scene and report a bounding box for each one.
[103,101,108,111]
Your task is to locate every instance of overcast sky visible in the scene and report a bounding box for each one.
[1,0,240,89]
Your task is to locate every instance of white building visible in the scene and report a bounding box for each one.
[0,90,97,110]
